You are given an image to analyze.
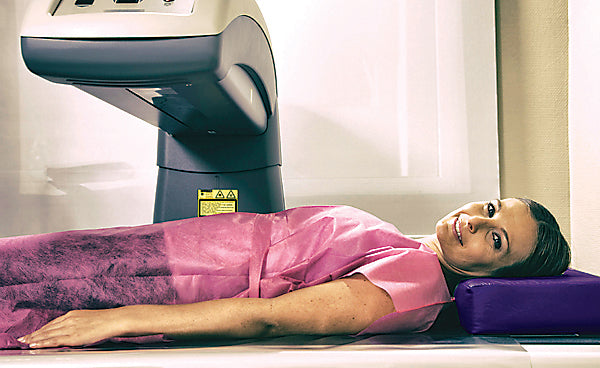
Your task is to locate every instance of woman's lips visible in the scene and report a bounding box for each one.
[453,217,463,245]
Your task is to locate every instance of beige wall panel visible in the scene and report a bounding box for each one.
[496,0,571,242]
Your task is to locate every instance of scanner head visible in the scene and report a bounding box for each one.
[21,0,277,137]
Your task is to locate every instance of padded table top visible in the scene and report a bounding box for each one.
[0,333,599,368]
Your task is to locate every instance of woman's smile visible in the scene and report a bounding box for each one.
[453,217,463,245]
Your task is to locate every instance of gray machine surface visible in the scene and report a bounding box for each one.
[21,0,284,222]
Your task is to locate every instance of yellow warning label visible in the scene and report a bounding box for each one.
[198,189,238,217]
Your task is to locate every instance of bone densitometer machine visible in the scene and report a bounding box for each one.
[21,0,284,223]
[4,0,600,367]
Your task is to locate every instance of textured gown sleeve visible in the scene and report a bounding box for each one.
[347,245,453,334]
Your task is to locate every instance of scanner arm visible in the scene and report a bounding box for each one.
[21,0,285,221]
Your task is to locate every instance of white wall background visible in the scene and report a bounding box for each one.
[1,1,158,237]
[569,1,600,276]
[260,0,500,235]
[0,0,499,237]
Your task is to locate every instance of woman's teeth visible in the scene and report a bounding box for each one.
[455,218,463,245]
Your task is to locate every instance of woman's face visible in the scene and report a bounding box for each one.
[435,198,537,276]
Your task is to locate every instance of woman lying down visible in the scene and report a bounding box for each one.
[2,198,569,349]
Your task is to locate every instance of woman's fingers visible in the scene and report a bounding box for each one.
[18,309,123,348]
[21,317,68,340]
[19,332,71,349]
[18,317,75,347]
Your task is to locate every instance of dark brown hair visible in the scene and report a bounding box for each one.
[492,198,571,278]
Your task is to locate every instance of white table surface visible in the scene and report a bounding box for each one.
[0,334,598,368]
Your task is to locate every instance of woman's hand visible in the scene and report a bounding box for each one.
[18,308,127,349]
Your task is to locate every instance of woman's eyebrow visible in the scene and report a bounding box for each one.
[496,199,510,252]
[502,228,510,252]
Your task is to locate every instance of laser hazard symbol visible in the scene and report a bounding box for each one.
[198,189,238,217]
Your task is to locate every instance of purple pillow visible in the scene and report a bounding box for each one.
[454,269,600,335]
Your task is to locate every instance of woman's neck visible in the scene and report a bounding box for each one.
[441,265,469,294]
[419,234,469,294]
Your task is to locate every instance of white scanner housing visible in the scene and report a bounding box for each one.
[22,0,271,40]
[21,0,284,222]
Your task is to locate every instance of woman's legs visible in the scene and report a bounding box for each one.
[0,223,171,287]
[0,223,178,336]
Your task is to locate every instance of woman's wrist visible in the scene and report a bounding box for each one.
[112,305,153,337]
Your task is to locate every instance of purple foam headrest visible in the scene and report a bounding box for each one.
[454,269,600,335]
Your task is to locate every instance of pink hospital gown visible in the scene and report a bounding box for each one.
[0,206,452,348]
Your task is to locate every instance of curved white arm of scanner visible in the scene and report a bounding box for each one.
[20,0,284,219]
[21,0,276,138]
[21,0,271,42]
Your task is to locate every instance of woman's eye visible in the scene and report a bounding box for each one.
[493,233,502,250]
[487,202,496,218]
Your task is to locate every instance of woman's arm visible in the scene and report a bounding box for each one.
[19,274,395,348]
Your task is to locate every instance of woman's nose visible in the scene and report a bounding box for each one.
[466,216,491,233]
